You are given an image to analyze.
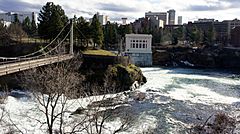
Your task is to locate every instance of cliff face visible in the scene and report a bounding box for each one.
[80,54,146,93]
[153,46,240,69]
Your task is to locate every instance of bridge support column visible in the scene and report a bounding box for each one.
[70,19,74,55]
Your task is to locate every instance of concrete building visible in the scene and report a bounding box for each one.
[145,11,167,25]
[132,17,151,34]
[0,12,37,25]
[194,18,215,23]
[150,17,164,29]
[122,18,127,25]
[231,27,240,47]
[214,22,229,44]
[167,9,176,25]
[223,19,240,39]
[95,13,109,25]
[125,34,152,66]
[178,16,182,25]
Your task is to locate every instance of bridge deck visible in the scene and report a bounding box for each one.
[0,54,73,76]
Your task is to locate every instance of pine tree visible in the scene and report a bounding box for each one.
[38,2,68,40]
[0,21,9,46]
[22,17,31,35]
[75,16,91,47]
[104,22,118,49]
[90,14,104,48]
[31,18,37,36]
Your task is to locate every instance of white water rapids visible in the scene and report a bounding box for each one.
[0,67,240,133]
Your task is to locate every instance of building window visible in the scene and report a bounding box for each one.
[133,43,135,48]
[136,40,139,42]
[139,44,142,48]
[130,43,132,48]
[143,44,145,48]
[146,44,148,48]
[133,40,135,42]
[136,44,138,48]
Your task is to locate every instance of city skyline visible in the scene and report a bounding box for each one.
[0,0,240,23]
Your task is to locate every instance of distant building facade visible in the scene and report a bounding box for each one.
[125,34,152,66]
[194,18,215,23]
[145,11,167,25]
[167,9,176,25]
[0,12,37,25]
[231,27,240,47]
[122,18,127,25]
[178,16,182,25]
[94,13,109,25]
[150,17,164,29]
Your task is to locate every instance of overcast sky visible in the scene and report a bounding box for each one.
[0,0,240,23]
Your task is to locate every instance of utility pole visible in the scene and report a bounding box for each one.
[70,19,74,55]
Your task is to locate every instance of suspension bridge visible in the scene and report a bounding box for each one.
[0,20,74,77]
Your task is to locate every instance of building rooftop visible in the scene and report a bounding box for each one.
[126,34,152,38]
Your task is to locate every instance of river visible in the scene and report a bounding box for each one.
[129,67,240,133]
[1,67,240,134]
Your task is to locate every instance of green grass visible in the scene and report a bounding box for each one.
[12,37,48,44]
[83,49,116,56]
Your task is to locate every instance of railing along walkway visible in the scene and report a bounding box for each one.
[0,54,73,76]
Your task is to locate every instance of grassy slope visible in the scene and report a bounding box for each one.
[83,49,116,56]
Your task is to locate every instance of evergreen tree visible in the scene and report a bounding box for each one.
[207,25,216,45]
[22,17,31,35]
[0,21,9,46]
[104,21,118,49]
[90,14,104,48]
[31,18,37,36]
[13,14,20,24]
[38,2,68,40]
[75,16,91,47]
[117,24,132,38]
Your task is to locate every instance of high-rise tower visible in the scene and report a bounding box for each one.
[167,9,176,25]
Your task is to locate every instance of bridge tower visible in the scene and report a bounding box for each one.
[70,19,74,55]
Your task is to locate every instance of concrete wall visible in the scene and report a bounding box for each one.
[128,53,152,66]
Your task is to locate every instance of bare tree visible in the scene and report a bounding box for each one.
[7,23,27,43]
[189,112,237,134]
[76,83,134,134]
[18,55,134,134]
[20,57,83,134]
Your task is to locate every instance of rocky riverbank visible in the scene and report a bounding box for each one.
[80,54,147,93]
[153,45,240,69]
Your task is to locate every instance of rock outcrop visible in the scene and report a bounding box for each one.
[153,46,240,69]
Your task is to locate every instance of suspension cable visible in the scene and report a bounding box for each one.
[0,21,70,60]
[0,29,71,64]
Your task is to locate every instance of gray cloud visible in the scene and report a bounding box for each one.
[187,5,226,11]
[63,5,94,16]
[97,3,139,12]
[187,0,240,11]
[0,0,41,12]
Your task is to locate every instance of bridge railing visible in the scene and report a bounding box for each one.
[0,54,73,76]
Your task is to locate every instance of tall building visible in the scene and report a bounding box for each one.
[122,18,127,25]
[167,9,176,25]
[95,12,109,25]
[150,17,164,29]
[145,11,167,25]
[0,12,37,24]
[178,16,182,25]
